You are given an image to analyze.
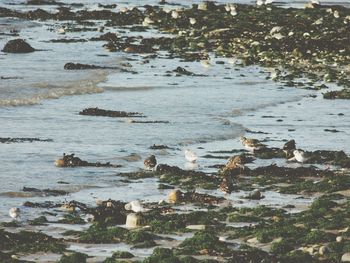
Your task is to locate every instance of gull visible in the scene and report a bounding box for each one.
[119,7,128,13]
[189,18,196,25]
[240,136,266,152]
[333,10,340,18]
[171,10,179,19]
[144,155,157,170]
[57,27,66,34]
[185,149,198,163]
[230,9,237,16]
[200,59,211,68]
[257,0,264,6]
[143,17,154,27]
[229,4,237,16]
[9,207,20,220]
[290,149,309,163]
[125,200,148,213]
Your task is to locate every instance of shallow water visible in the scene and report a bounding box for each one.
[0,1,349,259]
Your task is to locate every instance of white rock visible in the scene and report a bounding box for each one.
[125,213,143,228]
[186,225,206,230]
[198,3,207,11]
[342,253,350,262]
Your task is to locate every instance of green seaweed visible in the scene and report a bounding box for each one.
[178,230,229,255]
[59,252,88,263]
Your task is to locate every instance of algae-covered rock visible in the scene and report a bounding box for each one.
[2,39,35,53]
[59,252,88,263]
[179,230,229,255]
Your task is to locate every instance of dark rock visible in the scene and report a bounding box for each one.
[79,107,144,118]
[0,137,53,143]
[98,3,117,9]
[56,153,121,168]
[149,144,171,150]
[63,62,119,70]
[2,39,35,53]
[128,120,169,124]
[22,187,68,196]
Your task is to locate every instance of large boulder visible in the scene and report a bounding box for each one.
[2,39,35,53]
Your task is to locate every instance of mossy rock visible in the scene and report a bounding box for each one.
[58,213,85,224]
[59,252,88,263]
[78,223,128,243]
[103,251,134,263]
[28,216,48,225]
[179,230,229,255]
[0,229,66,253]
[270,239,294,254]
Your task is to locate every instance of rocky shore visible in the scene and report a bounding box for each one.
[1,1,350,263]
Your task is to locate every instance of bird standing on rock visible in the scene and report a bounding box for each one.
[290,149,309,163]
[185,149,198,163]
[125,200,148,213]
[9,207,20,220]
[240,136,266,152]
[225,155,245,170]
[144,155,157,170]
[220,177,234,194]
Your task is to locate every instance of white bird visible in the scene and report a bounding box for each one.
[333,10,340,18]
[185,149,198,163]
[57,27,66,34]
[257,0,264,6]
[9,207,20,220]
[291,149,309,163]
[171,10,179,19]
[119,7,128,13]
[143,17,154,27]
[230,9,237,16]
[200,59,211,68]
[189,18,196,25]
[125,200,148,213]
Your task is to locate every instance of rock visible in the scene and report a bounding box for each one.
[246,189,264,200]
[79,107,143,118]
[125,213,143,228]
[2,39,35,53]
[342,253,350,262]
[186,225,206,230]
[55,153,121,168]
[247,237,259,244]
[64,62,119,70]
